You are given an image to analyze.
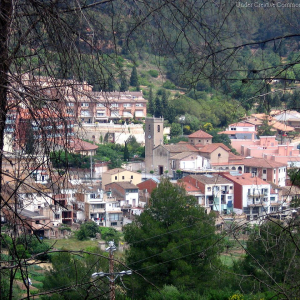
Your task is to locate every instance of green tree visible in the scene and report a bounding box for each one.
[42,249,108,300]
[170,123,181,137]
[120,72,129,92]
[257,119,276,137]
[76,221,100,241]
[237,220,300,297]
[124,178,222,297]
[107,76,115,92]
[154,95,163,118]
[130,66,139,87]
[124,141,129,161]
[148,87,155,116]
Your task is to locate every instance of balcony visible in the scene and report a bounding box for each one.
[121,204,132,210]
[248,192,261,197]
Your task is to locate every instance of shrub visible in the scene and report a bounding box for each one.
[148,69,159,78]
[76,221,100,240]
[162,80,176,89]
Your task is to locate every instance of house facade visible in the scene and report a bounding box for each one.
[221,173,272,220]
[102,168,142,187]
[182,174,234,214]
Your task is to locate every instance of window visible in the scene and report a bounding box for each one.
[115,176,117,180]
[110,103,118,108]
[218,153,221,157]
[243,207,250,214]
[90,194,96,199]
[157,125,160,132]
[112,203,120,208]
[263,169,266,174]
[274,169,276,174]
[97,103,104,107]
[136,103,143,107]
[131,175,133,179]
[94,204,105,209]
[81,103,89,107]
[67,102,74,106]
[270,196,276,201]
[207,187,211,192]
[148,124,150,131]
[97,112,105,117]
[109,213,121,221]
[122,176,125,180]
[111,222,117,226]
[123,103,131,107]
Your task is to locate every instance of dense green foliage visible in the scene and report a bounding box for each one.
[42,249,109,300]
[50,151,90,169]
[234,220,300,299]
[124,178,223,297]
[76,221,100,240]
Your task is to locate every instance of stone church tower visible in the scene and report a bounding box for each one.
[145,117,164,172]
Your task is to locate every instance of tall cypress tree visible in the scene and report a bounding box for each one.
[124,142,129,161]
[107,76,115,92]
[154,95,162,118]
[130,66,138,87]
[161,89,168,110]
[148,87,155,116]
[120,72,129,92]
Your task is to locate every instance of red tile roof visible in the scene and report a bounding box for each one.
[70,139,98,151]
[229,122,255,127]
[242,157,287,168]
[221,173,270,186]
[179,181,203,193]
[188,130,212,138]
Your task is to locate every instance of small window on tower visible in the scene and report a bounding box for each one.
[148,124,150,131]
[157,125,160,132]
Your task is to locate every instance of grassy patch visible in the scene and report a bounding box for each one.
[44,237,100,251]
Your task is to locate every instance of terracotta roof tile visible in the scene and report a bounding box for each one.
[188,130,212,138]
[242,157,287,168]
[221,173,270,186]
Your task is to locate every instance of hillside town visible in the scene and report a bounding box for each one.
[3,75,300,239]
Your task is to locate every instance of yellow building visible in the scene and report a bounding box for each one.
[102,168,142,188]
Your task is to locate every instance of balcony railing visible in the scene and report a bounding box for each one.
[121,204,132,209]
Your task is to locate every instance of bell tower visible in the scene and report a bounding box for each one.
[145,117,164,172]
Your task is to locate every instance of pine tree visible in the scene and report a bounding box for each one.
[148,87,155,116]
[130,66,138,87]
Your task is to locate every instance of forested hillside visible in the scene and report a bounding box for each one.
[31,1,300,130]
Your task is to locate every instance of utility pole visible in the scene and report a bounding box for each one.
[108,241,116,300]
[92,241,132,300]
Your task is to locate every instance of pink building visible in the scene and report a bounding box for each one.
[231,136,300,165]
